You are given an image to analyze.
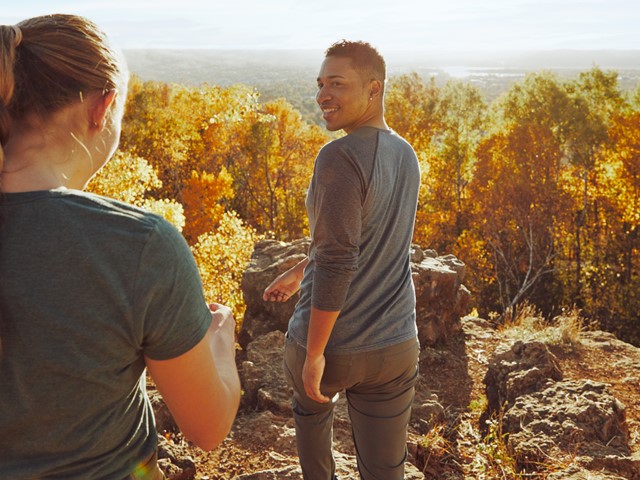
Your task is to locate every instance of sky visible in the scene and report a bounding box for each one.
[3,0,640,55]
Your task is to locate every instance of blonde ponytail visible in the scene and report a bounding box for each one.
[0,24,22,186]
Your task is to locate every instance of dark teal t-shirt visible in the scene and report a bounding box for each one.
[0,189,212,479]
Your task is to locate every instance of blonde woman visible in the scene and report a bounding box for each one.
[0,14,240,479]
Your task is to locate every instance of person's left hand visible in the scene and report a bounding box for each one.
[302,354,330,403]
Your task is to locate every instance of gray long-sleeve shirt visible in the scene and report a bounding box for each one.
[288,126,421,353]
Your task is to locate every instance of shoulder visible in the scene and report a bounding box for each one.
[54,190,184,251]
[316,129,381,166]
[384,129,417,152]
[57,190,166,229]
[321,127,380,152]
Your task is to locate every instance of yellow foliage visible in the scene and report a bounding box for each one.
[87,151,186,231]
[141,198,186,232]
[191,211,261,322]
[231,98,329,239]
[88,151,161,204]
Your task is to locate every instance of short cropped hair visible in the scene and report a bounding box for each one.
[324,40,386,85]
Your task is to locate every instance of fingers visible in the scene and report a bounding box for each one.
[263,290,290,302]
[306,384,330,403]
[302,355,330,403]
[208,304,235,333]
[208,302,231,314]
[263,270,299,302]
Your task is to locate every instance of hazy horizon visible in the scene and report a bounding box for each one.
[122,48,640,103]
[123,48,640,72]
[6,0,640,54]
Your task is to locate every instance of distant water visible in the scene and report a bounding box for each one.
[439,66,526,78]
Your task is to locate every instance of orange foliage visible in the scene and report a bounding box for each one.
[105,68,640,342]
[181,167,234,243]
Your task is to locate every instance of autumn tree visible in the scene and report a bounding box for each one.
[591,110,640,341]
[422,80,486,252]
[386,73,439,153]
[120,76,262,206]
[181,167,235,243]
[561,68,626,302]
[229,98,329,239]
[463,72,579,314]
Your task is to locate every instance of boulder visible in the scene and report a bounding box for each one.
[483,340,563,416]
[503,379,636,478]
[240,239,471,348]
[240,330,292,412]
[239,239,310,349]
[157,435,196,480]
[481,339,638,479]
[411,253,471,345]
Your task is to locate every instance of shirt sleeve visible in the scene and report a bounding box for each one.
[310,144,367,311]
[133,217,212,360]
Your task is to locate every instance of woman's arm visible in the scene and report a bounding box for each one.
[145,303,240,451]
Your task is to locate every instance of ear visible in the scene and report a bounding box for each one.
[369,79,383,99]
[89,90,117,130]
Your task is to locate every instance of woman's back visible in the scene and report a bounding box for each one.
[0,15,240,478]
[0,189,211,478]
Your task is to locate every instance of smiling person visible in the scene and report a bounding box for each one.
[0,14,240,480]
[263,40,421,480]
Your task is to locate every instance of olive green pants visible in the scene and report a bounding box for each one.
[284,334,419,480]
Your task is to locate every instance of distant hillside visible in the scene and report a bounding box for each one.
[124,49,640,120]
[124,49,320,87]
[125,48,640,83]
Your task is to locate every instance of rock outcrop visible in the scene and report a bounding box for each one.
[239,239,309,349]
[484,340,640,479]
[483,340,563,416]
[148,238,640,479]
[412,249,470,345]
[240,239,471,349]
[240,330,292,412]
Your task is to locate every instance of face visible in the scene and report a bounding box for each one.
[316,56,376,133]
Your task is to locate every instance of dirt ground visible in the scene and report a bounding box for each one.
[163,318,640,479]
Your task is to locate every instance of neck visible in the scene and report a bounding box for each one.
[344,111,388,135]
[1,107,98,193]
[2,132,80,192]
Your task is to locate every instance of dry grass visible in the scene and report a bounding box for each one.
[499,303,590,349]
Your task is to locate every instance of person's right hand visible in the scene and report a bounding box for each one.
[145,302,241,451]
[262,268,302,303]
[208,303,236,358]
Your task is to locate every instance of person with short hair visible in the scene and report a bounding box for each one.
[264,40,421,480]
[0,14,240,480]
